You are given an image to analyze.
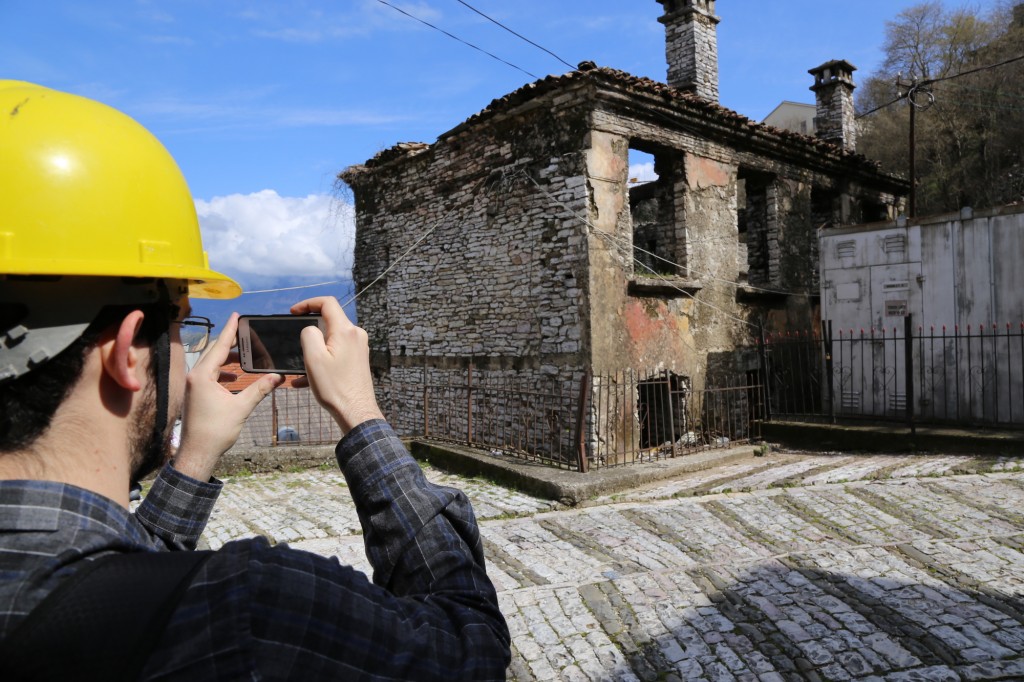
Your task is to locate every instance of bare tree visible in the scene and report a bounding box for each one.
[857,2,1023,214]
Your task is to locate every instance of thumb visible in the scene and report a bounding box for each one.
[237,373,284,411]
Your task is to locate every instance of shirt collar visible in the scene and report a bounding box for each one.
[0,480,137,537]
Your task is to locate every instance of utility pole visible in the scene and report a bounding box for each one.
[896,77,935,218]
[896,77,917,217]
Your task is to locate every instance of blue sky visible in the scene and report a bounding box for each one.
[3,0,974,326]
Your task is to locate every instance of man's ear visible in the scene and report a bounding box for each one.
[99,310,147,392]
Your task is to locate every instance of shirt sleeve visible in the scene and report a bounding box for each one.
[144,420,510,680]
[337,419,492,593]
[133,462,222,551]
[245,419,510,679]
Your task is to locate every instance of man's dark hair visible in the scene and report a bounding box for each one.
[0,304,171,452]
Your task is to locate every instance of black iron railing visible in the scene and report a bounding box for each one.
[759,318,1024,429]
[407,368,765,471]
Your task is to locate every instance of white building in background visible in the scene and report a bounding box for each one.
[819,204,1024,331]
[817,204,1024,425]
[763,101,816,135]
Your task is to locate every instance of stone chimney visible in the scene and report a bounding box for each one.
[656,0,720,103]
[809,59,857,151]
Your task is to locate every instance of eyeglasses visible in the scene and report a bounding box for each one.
[175,316,215,353]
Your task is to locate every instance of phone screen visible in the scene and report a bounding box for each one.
[243,316,322,373]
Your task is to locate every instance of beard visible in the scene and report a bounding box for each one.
[128,382,173,483]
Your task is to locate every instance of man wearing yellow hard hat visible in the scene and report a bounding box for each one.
[0,81,509,680]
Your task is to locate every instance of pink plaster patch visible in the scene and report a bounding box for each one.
[686,156,731,189]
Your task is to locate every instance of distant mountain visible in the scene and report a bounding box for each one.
[190,280,357,338]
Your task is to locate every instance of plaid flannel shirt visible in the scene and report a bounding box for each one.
[0,419,510,680]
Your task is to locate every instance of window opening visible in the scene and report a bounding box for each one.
[811,186,836,230]
[629,145,681,276]
[637,372,690,449]
[738,168,771,286]
[862,199,888,223]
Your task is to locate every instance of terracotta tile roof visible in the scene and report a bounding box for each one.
[355,64,897,180]
[453,65,881,166]
[219,361,305,393]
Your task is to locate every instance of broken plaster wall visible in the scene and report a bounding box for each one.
[586,114,752,380]
[584,115,751,461]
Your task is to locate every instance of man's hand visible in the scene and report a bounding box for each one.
[175,313,284,481]
[291,297,384,435]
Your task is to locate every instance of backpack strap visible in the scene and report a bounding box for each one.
[0,550,215,682]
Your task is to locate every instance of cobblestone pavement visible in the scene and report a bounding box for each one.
[197,452,1024,681]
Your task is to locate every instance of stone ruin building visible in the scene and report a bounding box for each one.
[341,0,908,466]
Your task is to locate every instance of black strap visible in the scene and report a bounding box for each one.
[0,550,214,682]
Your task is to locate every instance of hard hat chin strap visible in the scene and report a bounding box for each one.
[152,281,173,459]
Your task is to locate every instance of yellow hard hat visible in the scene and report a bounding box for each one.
[0,80,240,299]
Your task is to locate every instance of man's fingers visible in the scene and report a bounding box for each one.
[236,373,283,409]
[290,297,335,316]
[196,313,239,373]
[292,294,348,321]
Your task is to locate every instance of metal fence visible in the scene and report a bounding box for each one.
[233,367,767,471]
[235,387,344,447]
[760,318,1024,428]
[406,368,765,471]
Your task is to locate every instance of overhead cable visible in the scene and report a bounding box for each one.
[244,280,347,295]
[856,53,1024,119]
[454,0,576,71]
[340,176,489,307]
[375,0,539,79]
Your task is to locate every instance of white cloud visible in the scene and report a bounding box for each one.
[195,190,354,290]
[628,161,658,184]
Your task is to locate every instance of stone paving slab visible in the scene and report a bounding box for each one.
[185,453,1024,680]
[201,465,559,550]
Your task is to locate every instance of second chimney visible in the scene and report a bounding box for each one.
[657,0,720,103]
[809,59,858,151]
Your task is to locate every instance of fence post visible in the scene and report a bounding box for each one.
[466,363,474,445]
[757,319,773,422]
[823,319,835,424]
[575,370,591,473]
[422,365,430,438]
[666,369,676,457]
[905,315,916,435]
[271,390,278,447]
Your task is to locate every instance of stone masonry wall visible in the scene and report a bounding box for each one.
[344,101,594,448]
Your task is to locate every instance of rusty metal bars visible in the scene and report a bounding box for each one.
[405,366,765,471]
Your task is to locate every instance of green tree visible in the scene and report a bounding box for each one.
[857,1,1024,214]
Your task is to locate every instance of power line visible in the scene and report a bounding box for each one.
[244,280,347,295]
[927,53,1024,85]
[856,53,1024,119]
[856,95,905,120]
[453,0,576,71]
[340,176,489,308]
[375,0,539,80]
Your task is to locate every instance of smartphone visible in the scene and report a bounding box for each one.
[237,315,325,374]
